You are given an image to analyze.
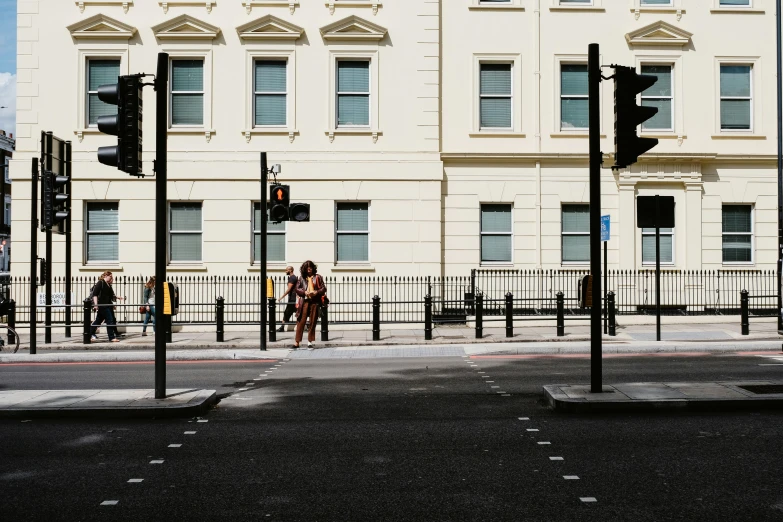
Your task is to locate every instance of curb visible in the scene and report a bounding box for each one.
[0,389,218,419]
[542,384,783,413]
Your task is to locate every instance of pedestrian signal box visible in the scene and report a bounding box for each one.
[267,278,274,298]
[162,282,179,316]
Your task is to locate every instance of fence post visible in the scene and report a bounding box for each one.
[556,291,564,337]
[476,293,483,339]
[608,291,616,337]
[505,292,513,338]
[321,305,329,342]
[424,294,432,341]
[372,295,380,341]
[740,289,749,335]
[268,297,276,342]
[216,296,224,343]
[8,299,16,346]
[83,298,92,344]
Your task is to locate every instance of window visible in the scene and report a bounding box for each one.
[720,65,752,130]
[722,205,753,263]
[641,65,673,131]
[560,64,588,130]
[642,227,674,264]
[3,157,9,183]
[480,0,511,3]
[4,196,10,226]
[562,205,589,263]
[87,59,120,126]
[254,60,287,127]
[336,203,369,263]
[253,202,286,263]
[85,202,119,263]
[169,203,202,263]
[559,0,591,4]
[479,63,512,129]
[480,204,512,263]
[720,0,750,6]
[641,0,672,4]
[170,59,204,126]
[337,60,370,127]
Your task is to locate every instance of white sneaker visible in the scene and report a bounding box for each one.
[91,335,98,341]
[307,342,314,350]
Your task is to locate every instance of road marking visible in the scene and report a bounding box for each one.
[538,442,551,445]
[168,444,182,448]
[477,371,485,374]
[496,391,506,394]
[128,479,144,483]
[759,364,783,366]
[246,382,255,385]
[549,457,564,461]
[564,476,579,480]
[527,429,539,432]
[491,386,500,388]
[253,378,263,380]
[238,388,249,391]
[482,376,490,379]
[184,431,196,435]
[580,497,597,503]
[518,417,529,421]
[150,460,164,464]
[100,500,119,506]
[197,420,208,423]
[486,381,495,383]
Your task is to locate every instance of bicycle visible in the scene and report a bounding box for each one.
[0,323,20,353]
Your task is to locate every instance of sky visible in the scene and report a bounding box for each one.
[0,0,16,137]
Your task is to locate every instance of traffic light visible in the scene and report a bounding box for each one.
[289,202,310,222]
[269,184,290,222]
[96,75,143,177]
[41,170,70,235]
[614,65,659,169]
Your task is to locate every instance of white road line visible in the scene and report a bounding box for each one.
[477,371,485,374]
[246,382,255,385]
[496,391,506,394]
[253,378,263,381]
[549,457,564,461]
[482,376,490,379]
[518,417,529,421]
[527,429,539,432]
[563,475,580,480]
[486,381,494,383]
[491,386,500,388]
[100,500,119,506]
[537,442,551,445]
[168,444,182,448]
[759,364,783,366]
[128,479,144,483]
[150,460,164,464]
[184,431,196,435]
[238,388,249,391]
[197,420,208,423]
[580,497,597,503]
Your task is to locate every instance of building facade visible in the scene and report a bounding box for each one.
[0,129,12,273]
[10,0,779,281]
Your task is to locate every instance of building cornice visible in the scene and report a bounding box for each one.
[67,13,137,40]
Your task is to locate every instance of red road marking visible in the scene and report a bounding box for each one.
[0,359,278,367]
[469,352,713,360]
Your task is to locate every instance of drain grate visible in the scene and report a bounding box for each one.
[737,384,783,395]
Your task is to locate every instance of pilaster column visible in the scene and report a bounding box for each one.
[618,181,637,270]
[685,182,704,269]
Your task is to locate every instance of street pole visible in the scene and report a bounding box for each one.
[603,240,607,335]
[655,195,661,342]
[44,132,52,345]
[154,52,168,399]
[260,152,267,351]
[588,43,602,393]
[65,141,72,337]
[29,157,38,355]
[777,0,782,333]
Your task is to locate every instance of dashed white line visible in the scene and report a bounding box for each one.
[486,381,495,383]
[549,457,564,461]
[184,431,196,435]
[127,479,144,483]
[168,444,182,448]
[580,497,597,503]
[491,386,500,388]
[100,500,119,506]
[537,442,551,445]
[518,417,529,421]
[150,460,164,464]
[197,420,208,423]
[527,429,539,432]
[563,475,580,480]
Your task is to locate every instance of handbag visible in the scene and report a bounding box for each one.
[139,306,147,315]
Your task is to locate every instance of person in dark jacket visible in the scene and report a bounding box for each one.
[277,266,298,332]
[90,271,124,342]
[294,260,326,349]
[142,276,156,336]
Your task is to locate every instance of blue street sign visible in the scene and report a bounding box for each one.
[601,215,610,242]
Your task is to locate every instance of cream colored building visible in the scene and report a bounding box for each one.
[9,0,779,280]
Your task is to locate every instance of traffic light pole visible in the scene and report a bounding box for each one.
[65,141,72,337]
[29,158,38,355]
[588,43,602,394]
[44,132,53,345]
[260,152,267,352]
[154,52,168,399]
[777,0,782,333]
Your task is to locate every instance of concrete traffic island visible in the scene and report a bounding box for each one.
[0,389,217,419]
[543,381,783,413]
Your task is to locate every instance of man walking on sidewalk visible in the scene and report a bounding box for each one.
[277,266,298,332]
[90,271,123,342]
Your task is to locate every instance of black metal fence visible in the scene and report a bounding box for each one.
[2,269,776,328]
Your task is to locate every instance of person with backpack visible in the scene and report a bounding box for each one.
[90,271,124,342]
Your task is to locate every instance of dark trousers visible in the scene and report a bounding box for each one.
[91,306,118,340]
[282,302,297,324]
[295,301,320,344]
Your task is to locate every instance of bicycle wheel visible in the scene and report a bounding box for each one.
[0,327,20,353]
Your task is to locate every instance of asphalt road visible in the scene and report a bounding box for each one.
[1,352,782,521]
